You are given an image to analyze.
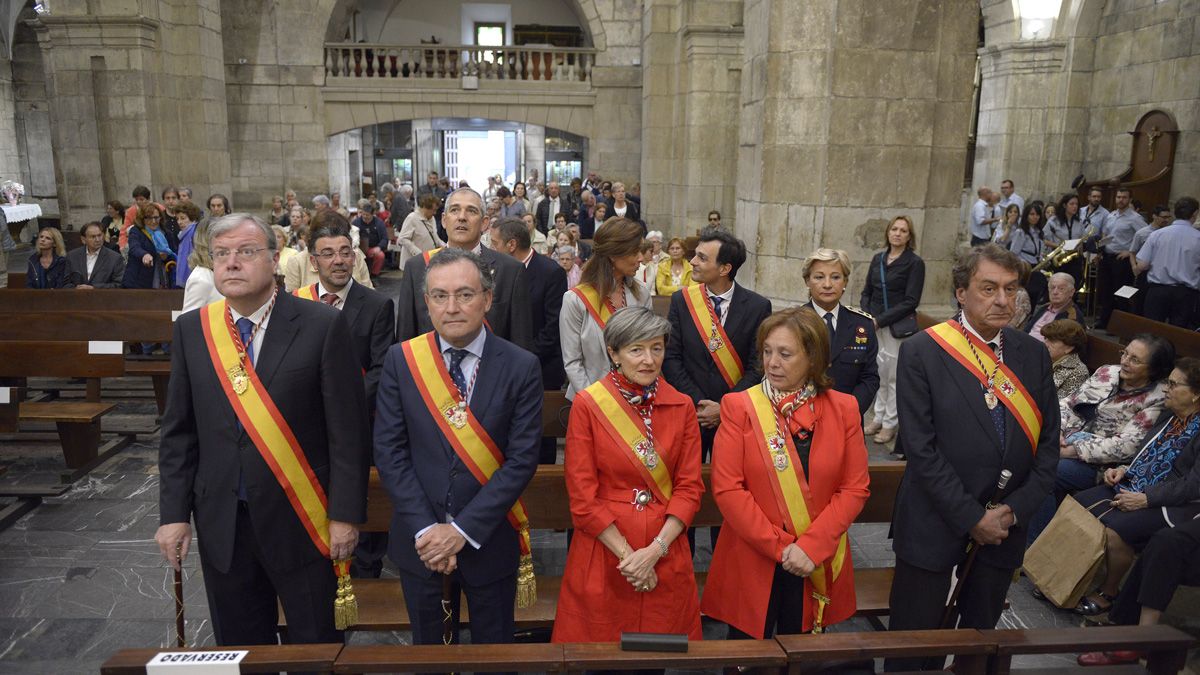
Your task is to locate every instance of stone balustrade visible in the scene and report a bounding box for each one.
[323,43,597,84]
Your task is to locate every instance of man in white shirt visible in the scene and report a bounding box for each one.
[67,221,126,288]
[997,179,1025,214]
[969,186,998,246]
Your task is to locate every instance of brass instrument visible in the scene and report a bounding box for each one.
[1031,225,1097,279]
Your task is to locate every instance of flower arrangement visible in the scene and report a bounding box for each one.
[1,180,24,205]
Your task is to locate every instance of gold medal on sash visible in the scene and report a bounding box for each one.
[707,332,724,353]
[634,438,658,469]
[984,390,998,410]
[228,364,250,396]
[444,401,468,429]
[767,432,788,471]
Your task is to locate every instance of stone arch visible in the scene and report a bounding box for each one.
[318,0,607,52]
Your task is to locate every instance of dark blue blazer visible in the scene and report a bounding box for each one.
[123,225,179,289]
[804,302,880,415]
[373,331,542,585]
[891,325,1060,571]
[523,252,567,390]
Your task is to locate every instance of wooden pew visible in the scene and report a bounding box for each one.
[101,643,343,675]
[0,288,184,312]
[301,462,907,633]
[983,625,1195,675]
[336,643,564,674]
[6,271,25,288]
[0,341,132,481]
[1108,310,1200,358]
[0,309,176,414]
[651,293,671,318]
[778,628,994,674]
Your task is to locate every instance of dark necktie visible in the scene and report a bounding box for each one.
[235,317,255,500]
[823,311,836,345]
[710,295,723,322]
[447,348,470,398]
[987,341,1006,446]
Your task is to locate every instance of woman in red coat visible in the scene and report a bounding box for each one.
[553,306,705,642]
[701,307,870,637]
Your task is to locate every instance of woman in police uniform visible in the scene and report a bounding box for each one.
[801,248,879,417]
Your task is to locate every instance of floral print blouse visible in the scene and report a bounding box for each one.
[1059,364,1167,465]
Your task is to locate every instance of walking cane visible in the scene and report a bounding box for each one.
[441,573,455,646]
[173,545,186,647]
[940,470,1012,629]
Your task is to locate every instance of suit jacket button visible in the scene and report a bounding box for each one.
[450,469,458,478]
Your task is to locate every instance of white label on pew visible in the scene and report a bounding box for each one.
[0,388,10,404]
[146,650,246,674]
[88,341,123,355]
[172,310,183,322]
[1114,285,1138,299]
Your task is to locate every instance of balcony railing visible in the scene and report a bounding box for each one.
[324,43,597,84]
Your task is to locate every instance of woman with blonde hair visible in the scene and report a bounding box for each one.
[26,226,74,289]
[655,237,694,296]
[560,217,653,399]
[859,215,925,445]
[181,219,224,312]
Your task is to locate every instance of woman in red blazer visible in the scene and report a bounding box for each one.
[553,306,705,642]
[701,307,870,637]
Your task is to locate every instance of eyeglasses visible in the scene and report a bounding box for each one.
[1165,379,1190,390]
[1118,350,1145,366]
[708,217,720,222]
[425,290,482,306]
[312,248,355,261]
[213,247,268,262]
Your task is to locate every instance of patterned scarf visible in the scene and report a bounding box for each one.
[1125,413,1200,492]
[607,369,658,439]
[762,378,818,438]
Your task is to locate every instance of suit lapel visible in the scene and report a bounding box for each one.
[342,282,365,332]
[255,293,300,389]
[468,333,502,419]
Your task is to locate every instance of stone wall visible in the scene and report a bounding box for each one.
[737,0,978,307]
[0,57,21,195]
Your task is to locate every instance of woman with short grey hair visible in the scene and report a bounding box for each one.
[553,304,704,642]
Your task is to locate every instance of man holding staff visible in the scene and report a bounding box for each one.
[885,244,1059,672]
[374,247,541,646]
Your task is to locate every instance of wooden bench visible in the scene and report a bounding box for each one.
[1107,310,1200,359]
[0,310,176,413]
[0,288,184,312]
[6,271,25,288]
[100,643,343,675]
[0,341,133,482]
[288,462,906,633]
[982,624,1195,675]
[651,294,671,317]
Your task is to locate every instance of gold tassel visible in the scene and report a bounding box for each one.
[515,552,537,609]
[811,591,830,634]
[333,559,358,630]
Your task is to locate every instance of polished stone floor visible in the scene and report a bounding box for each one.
[1,271,1197,673]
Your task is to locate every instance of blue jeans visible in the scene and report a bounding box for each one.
[1026,457,1099,545]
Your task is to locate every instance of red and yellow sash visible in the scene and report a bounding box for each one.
[571,283,614,330]
[422,247,443,264]
[927,320,1043,450]
[582,378,674,502]
[199,300,330,557]
[401,332,536,608]
[292,283,319,301]
[745,386,848,633]
[682,284,743,388]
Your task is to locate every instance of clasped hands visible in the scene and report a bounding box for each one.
[1103,467,1148,511]
[970,504,1015,546]
[696,400,721,429]
[617,544,663,592]
[417,523,466,574]
[781,543,816,577]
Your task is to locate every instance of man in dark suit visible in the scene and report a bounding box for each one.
[663,227,773,457]
[801,247,879,415]
[374,247,541,646]
[396,188,533,352]
[302,219,397,579]
[885,244,1059,672]
[155,214,370,647]
[67,221,126,288]
[491,216,566,463]
[535,182,571,235]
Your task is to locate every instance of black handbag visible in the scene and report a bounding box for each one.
[880,254,918,338]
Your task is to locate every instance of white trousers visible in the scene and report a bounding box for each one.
[872,328,907,429]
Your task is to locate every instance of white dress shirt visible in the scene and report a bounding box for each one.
[709,282,736,326]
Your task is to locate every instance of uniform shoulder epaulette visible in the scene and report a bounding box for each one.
[846,306,873,320]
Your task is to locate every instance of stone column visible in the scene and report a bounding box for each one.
[31,1,231,227]
[640,0,743,238]
[412,119,435,179]
[736,0,978,306]
[523,123,545,185]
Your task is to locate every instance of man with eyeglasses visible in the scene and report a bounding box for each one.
[707,210,722,229]
[375,247,541,647]
[156,213,370,648]
[395,188,533,351]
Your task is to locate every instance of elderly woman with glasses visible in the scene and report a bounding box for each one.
[1027,333,1174,544]
[123,203,179,289]
[1066,357,1200,617]
[552,306,704,643]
